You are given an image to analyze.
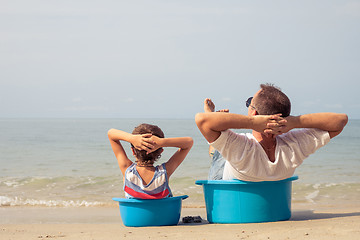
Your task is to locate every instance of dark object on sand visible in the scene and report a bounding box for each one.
[182,216,202,223]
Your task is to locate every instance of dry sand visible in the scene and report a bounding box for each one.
[1,204,360,240]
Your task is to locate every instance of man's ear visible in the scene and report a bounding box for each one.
[250,108,258,116]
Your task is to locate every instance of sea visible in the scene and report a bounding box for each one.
[1,118,359,208]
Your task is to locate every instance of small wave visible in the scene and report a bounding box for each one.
[3,180,21,187]
[305,190,319,203]
[0,196,107,207]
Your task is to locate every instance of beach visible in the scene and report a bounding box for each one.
[2,0,360,238]
[1,202,360,240]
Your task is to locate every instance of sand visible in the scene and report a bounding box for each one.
[1,204,360,240]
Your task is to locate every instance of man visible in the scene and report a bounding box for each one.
[195,84,348,182]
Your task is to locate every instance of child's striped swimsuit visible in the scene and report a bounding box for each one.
[124,163,173,199]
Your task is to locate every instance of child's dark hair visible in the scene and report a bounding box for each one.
[131,123,164,165]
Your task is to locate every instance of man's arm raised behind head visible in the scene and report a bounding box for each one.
[284,113,348,139]
[195,112,250,143]
[195,112,286,143]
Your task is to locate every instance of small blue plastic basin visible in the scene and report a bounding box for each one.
[195,176,298,223]
[112,195,188,227]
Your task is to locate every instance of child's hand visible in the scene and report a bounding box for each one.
[131,134,156,153]
[146,135,163,154]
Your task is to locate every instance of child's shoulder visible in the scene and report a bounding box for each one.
[125,162,136,172]
[156,162,166,170]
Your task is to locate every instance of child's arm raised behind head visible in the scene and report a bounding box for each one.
[107,129,134,175]
[107,129,157,175]
[153,136,193,177]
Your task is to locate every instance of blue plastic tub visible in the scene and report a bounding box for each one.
[112,195,188,227]
[195,176,298,223]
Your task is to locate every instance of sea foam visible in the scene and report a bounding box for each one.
[0,196,106,207]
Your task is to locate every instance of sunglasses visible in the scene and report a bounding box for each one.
[246,97,257,111]
[246,97,253,108]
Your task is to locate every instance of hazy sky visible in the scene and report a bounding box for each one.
[1,1,359,119]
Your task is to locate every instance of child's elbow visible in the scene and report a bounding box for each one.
[188,137,194,148]
[182,137,194,150]
[107,128,115,138]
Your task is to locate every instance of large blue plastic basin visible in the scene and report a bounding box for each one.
[195,176,298,223]
[112,195,188,227]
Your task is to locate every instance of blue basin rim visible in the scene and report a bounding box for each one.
[112,195,188,203]
[195,176,298,185]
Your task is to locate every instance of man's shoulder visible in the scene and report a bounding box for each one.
[211,130,251,147]
[223,130,253,140]
[277,128,330,143]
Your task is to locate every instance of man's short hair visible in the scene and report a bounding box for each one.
[254,83,291,117]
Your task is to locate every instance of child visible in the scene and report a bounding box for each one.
[108,123,193,199]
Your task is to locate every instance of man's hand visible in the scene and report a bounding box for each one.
[266,115,295,135]
[252,114,288,136]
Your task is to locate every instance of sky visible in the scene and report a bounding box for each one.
[1,0,359,119]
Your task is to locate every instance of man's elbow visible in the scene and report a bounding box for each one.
[338,114,348,130]
[195,113,207,130]
[329,114,348,139]
[334,113,348,133]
